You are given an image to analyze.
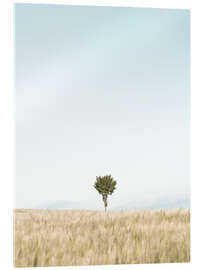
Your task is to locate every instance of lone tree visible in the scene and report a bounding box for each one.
[94,175,117,211]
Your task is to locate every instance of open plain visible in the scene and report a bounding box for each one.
[14,209,190,267]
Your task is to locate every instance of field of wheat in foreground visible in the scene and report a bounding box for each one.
[14,209,190,267]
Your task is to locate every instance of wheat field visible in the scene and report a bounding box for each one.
[14,209,190,267]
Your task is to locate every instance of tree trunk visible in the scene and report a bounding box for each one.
[102,194,108,212]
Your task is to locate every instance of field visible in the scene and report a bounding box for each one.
[14,209,190,267]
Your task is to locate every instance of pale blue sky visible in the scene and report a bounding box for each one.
[15,4,190,209]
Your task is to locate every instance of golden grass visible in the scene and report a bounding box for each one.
[14,209,190,267]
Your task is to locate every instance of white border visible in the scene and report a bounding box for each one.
[1,0,203,269]
[11,0,192,9]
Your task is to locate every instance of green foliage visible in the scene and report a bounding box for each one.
[94,175,117,211]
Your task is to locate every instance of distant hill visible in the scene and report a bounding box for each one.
[36,194,190,211]
[36,201,85,210]
[36,200,99,210]
[114,194,190,211]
